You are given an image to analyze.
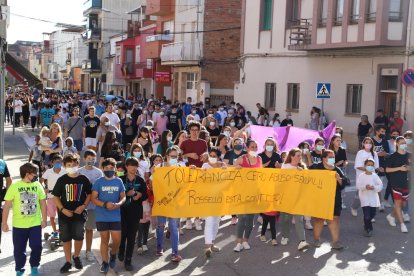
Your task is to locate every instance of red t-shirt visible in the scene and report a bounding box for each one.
[180,139,208,168]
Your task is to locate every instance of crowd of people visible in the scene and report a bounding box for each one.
[0,88,412,275]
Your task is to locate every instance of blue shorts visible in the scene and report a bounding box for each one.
[96,221,121,232]
[73,139,83,152]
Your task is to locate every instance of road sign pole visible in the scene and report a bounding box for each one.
[321,99,324,130]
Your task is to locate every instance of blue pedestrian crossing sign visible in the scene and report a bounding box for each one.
[316,82,331,99]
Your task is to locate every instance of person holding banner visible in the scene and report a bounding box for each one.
[233,140,262,252]
[311,150,345,250]
[155,146,183,262]
[280,149,310,251]
[201,147,226,257]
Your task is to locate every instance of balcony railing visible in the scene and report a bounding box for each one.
[82,59,101,71]
[86,27,101,41]
[288,18,312,51]
[145,34,173,43]
[83,0,102,15]
[160,41,201,65]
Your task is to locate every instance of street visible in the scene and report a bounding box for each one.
[0,124,413,276]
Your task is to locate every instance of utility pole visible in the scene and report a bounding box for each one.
[0,38,5,159]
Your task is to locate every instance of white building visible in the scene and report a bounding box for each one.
[237,0,414,152]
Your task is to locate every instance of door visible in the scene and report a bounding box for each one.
[383,92,397,118]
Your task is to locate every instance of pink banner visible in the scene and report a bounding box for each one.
[250,122,337,152]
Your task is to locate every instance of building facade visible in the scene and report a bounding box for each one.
[237,0,413,152]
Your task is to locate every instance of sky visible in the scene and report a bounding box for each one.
[7,0,85,43]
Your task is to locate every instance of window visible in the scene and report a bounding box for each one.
[186,73,197,90]
[346,84,362,114]
[381,76,398,90]
[287,0,300,24]
[116,46,121,64]
[319,0,328,26]
[287,83,300,111]
[335,0,345,24]
[350,0,361,23]
[135,46,140,64]
[389,0,402,22]
[265,83,276,111]
[367,0,377,22]
[261,0,273,30]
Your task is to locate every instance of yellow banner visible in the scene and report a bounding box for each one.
[152,167,337,220]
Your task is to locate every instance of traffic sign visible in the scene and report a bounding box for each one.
[316,82,331,99]
[402,69,414,86]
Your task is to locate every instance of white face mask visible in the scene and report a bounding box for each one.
[65,166,78,174]
[209,157,218,164]
[167,136,173,142]
[209,121,216,127]
[248,151,257,157]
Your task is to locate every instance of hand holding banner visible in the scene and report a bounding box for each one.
[152,167,337,220]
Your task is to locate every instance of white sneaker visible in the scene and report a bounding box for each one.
[386,214,396,227]
[194,219,203,231]
[185,219,193,230]
[85,251,94,262]
[403,213,410,222]
[298,241,310,251]
[241,241,250,250]
[142,245,148,252]
[323,220,328,226]
[351,208,358,217]
[305,220,313,230]
[384,201,392,208]
[137,247,143,255]
[371,218,376,223]
[379,203,385,212]
[401,223,408,233]
[280,237,289,246]
[233,243,243,252]
[341,203,347,209]
[257,216,263,224]
[260,235,266,242]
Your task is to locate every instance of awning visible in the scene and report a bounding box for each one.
[5,52,43,89]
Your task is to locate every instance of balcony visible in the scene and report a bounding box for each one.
[146,0,174,16]
[120,62,152,79]
[83,0,102,16]
[160,41,201,66]
[82,59,101,72]
[287,19,312,51]
[84,27,101,43]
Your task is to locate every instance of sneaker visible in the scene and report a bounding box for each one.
[52,231,59,239]
[323,220,328,226]
[100,262,109,273]
[280,237,289,246]
[242,241,251,250]
[386,214,397,227]
[314,240,322,248]
[260,235,266,242]
[271,239,278,246]
[233,243,243,252]
[231,217,238,225]
[379,203,385,212]
[16,271,24,276]
[205,247,212,258]
[185,219,193,230]
[298,241,309,251]
[31,267,39,276]
[364,229,373,237]
[171,255,182,262]
[341,203,347,209]
[124,261,134,272]
[86,251,95,262]
[60,262,72,273]
[210,245,221,252]
[109,254,116,269]
[137,247,143,255]
[305,220,313,230]
[72,256,83,270]
[384,201,392,208]
[118,252,124,262]
[194,219,203,231]
[401,223,408,233]
[351,208,358,217]
[156,249,164,256]
[331,241,345,250]
[142,245,149,252]
[371,218,376,223]
[403,213,410,222]
[257,216,263,224]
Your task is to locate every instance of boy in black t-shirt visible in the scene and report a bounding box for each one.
[83,106,100,152]
[53,153,92,273]
[372,126,390,211]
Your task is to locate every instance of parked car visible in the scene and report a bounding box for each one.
[102,94,124,103]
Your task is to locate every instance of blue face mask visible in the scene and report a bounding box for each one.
[316,145,324,152]
[399,144,408,151]
[265,145,274,152]
[104,170,115,178]
[366,166,375,173]
[169,158,178,166]
[53,162,62,169]
[327,157,335,166]
[133,152,142,158]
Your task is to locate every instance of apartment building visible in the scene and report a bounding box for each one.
[237,0,413,152]
[160,0,241,104]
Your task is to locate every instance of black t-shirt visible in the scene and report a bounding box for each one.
[374,116,389,128]
[84,115,100,138]
[311,163,345,206]
[234,115,247,129]
[52,174,92,221]
[334,147,347,167]
[0,161,10,203]
[224,150,247,165]
[120,175,148,218]
[280,119,293,127]
[387,152,410,189]
[358,122,372,137]
[311,151,322,164]
[373,137,390,175]
[207,127,220,137]
[259,152,282,168]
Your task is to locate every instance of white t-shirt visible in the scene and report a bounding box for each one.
[42,168,67,198]
[78,166,103,209]
[356,172,383,207]
[14,100,23,113]
[354,150,379,177]
[100,112,120,130]
[138,160,150,179]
